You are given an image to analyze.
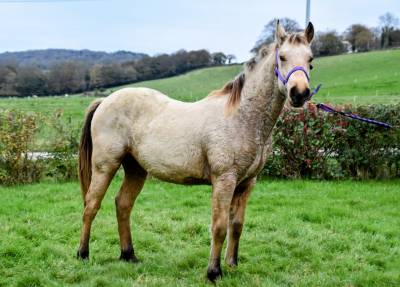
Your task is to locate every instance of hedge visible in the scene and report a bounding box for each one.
[263,103,400,179]
[0,109,79,185]
[1,103,399,185]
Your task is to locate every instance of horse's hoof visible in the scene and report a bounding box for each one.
[119,249,139,263]
[77,249,89,260]
[207,265,222,282]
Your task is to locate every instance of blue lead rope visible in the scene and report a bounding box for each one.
[315,103,393,129]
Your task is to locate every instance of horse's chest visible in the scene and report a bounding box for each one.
[240,142,272,180]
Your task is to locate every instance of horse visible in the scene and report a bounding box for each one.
[77,21,315,281]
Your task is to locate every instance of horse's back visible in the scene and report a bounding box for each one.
[91,87,221,184]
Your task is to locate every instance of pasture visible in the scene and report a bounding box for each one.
[0,49,399,130]
[1,178,399,286]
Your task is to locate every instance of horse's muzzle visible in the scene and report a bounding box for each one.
[289,86,310,107]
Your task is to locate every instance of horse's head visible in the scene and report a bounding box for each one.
[275,21,315,107]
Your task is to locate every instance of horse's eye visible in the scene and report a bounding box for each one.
[310,64,314,70]
[279,56,286,62]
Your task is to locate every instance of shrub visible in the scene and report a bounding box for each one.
[1,103,399,185]
[43,110,79,181]
[0,110,43,184]
[263,103,400,179]
[0,109,79,185]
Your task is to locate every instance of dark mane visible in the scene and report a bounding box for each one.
[208,32,306,116]
[208,73,245,115]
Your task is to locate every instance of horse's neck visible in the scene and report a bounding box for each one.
[238,54,286,142]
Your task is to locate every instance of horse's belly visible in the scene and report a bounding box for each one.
[135,141,209,184]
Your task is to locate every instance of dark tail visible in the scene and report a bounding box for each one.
[79,99,102,203]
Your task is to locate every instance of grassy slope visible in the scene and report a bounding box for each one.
[0,65,242,129]
[0,49,399,127]
[1,179,399,286]
[311,49,400,105]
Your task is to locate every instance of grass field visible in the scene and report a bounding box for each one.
[0,49,399,130]
[1,178,399,286]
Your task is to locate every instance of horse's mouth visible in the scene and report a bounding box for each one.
[290,99,305,108]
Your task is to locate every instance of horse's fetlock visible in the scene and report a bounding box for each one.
[207,264,223,282]
[120,247,139,263]
[77,248,89,260]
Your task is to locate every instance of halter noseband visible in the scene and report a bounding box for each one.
[274,48,321,99]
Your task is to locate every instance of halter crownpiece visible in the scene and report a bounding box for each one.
[274,48,322,99]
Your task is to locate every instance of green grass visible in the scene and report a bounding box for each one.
[311,49,400,105]
[1,179,399,286]
[1,49,399,127]
[0,65,242,130]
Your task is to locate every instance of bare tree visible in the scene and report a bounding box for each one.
[379,12,400,48]
[252,18,301,53]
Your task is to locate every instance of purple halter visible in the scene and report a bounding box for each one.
[274,48,321,99]
[273,49,392,128]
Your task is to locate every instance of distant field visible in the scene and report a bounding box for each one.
[0,49,399,129]
[311,49,400,105]
[1,179,399,286]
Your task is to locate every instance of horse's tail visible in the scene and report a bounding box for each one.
[79,99,102,203]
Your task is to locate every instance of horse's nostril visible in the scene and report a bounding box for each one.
[289,87,297,98]
[304,88,311,98]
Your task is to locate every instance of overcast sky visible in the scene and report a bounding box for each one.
[0,0,399,61]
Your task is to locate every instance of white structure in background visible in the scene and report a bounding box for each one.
[305,0,311,26]
[341,41,353,53]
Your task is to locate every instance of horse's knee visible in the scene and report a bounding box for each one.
[212,219,228,241]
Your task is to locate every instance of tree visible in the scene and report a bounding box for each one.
[312,31,346,56]
[379,12,400,48]
[0,63,18,97]
[15,65,48,96]
[48,61,88,94]
[345,24,374,52]
[226,54,237,64]
[211,52,227,65]
[389,29,400,47]
[252,18,301,53]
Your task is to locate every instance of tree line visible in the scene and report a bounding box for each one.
[1,12,398,98]
[0,49,234,97]
[252,12,400,57]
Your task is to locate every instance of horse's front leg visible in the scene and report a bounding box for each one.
[225,177,256,267]
[207,172,237,282]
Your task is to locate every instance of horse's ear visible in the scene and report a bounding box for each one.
[305,22,314,43]
[275,20,287,46]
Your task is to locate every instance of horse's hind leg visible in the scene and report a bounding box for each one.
[115,154,147,262]
[77,154,120,259]
[225,177,255,267]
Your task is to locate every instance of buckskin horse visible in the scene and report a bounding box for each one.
[77,21,316,281]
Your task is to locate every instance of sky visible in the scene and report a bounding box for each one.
[0,0,399,62]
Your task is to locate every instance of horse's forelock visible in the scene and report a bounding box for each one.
[287,33,308,45]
